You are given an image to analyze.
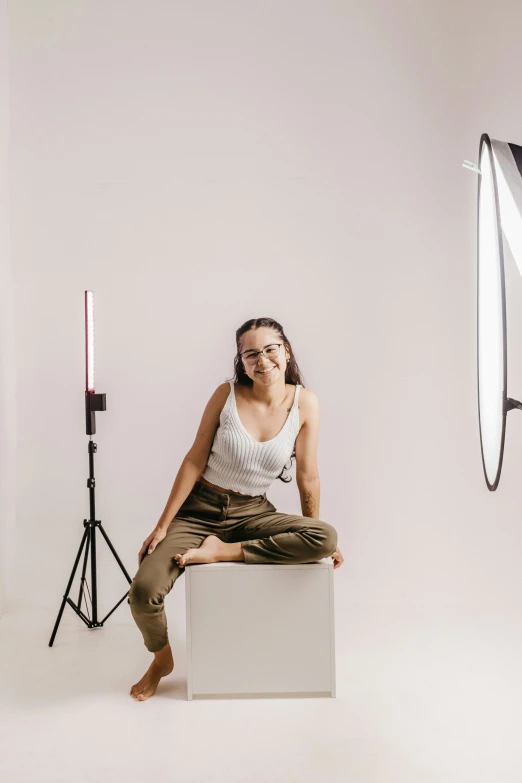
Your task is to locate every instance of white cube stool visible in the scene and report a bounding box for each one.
[185,558,336,700]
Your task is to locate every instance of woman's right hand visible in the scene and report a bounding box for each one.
[138,525,168,566]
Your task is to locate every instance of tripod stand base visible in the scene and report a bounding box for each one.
[49,519,133,647]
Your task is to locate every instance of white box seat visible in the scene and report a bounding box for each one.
[185,558,336,700]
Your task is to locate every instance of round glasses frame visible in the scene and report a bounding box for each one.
[239,343,284,365]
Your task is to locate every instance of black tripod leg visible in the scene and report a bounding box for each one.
[97,522,134,584]
[90,521,98,625]
[49,525,90,647]
[77,528,92,616]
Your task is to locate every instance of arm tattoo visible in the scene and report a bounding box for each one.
[301,487,318,518]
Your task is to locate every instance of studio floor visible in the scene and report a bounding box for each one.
[1,599,521,783]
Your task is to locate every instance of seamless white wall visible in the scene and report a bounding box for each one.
[0,0,15,617]
[3,0,522,638]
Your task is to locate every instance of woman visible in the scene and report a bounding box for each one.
[129,317,344,701]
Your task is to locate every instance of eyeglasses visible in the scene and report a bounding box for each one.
[240,343,284,365]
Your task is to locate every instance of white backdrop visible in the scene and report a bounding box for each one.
[0,0,15,614]
[3,0,522,692]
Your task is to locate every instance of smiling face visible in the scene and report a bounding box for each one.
[239,327,291,385]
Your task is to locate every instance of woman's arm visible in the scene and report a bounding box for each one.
[156,383,229,529]
[156,456,205,530]
[294,391,344,569]
[294,390,321,518]
[298,479,320,518]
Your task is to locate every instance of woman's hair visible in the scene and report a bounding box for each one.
[227,317,306,484]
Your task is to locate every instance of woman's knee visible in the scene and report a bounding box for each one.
[128,576,165,607]
[314,521,338,558]
[128,578,149,606]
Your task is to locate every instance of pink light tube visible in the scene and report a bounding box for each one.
[85,290,95,391]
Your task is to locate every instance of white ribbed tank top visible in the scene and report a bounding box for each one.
[201,380,302,496]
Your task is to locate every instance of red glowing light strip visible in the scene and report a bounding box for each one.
[85,291,95,392]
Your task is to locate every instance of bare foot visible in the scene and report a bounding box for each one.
[130,644,174,701]
[174,535,232,567]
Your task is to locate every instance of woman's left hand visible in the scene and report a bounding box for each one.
[331,547,344,570]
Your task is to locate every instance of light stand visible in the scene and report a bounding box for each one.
[464,135,522,490]
[49,291,133,646]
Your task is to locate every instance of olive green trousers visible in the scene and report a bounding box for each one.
[128,480,338,652]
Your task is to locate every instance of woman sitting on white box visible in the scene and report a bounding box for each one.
[129,317,343,701]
